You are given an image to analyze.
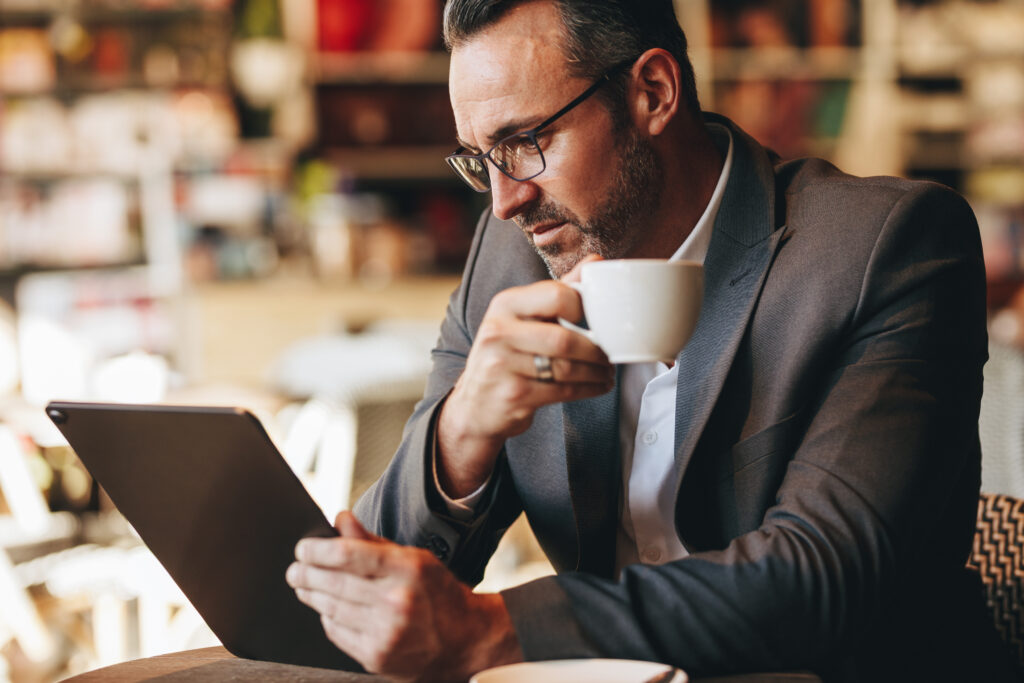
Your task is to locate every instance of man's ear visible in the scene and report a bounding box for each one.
[627,49,681,137]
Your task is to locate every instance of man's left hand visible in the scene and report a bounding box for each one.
[287,511,522,681]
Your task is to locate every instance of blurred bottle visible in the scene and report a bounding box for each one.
[367,0,441,52]
[317,0,373,52]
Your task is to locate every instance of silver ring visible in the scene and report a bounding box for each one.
[533,354,555,383]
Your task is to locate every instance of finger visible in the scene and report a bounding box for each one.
[315,597,436,677]
[287,562,377,606]
[468,366,612,413]
[495,318,609,366]
[561,253,604,284]
[530,375,617,404]
[510,350,614,386]
[318,615,430,677]
[294,585,376,624]
[317,612,383,672]
[335,510,376,540]
[295,537,390,575]
[488,280,583,323]
[296,538,438,582]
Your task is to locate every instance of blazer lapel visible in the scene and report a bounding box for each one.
[562,373,621,578]
[673,116,788,492]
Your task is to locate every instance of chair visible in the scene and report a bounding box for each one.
[1,419,215,676]
[269,320,436,517]
[967,492,1024,668]
[978,344,1024,497]
[0,423,68,667]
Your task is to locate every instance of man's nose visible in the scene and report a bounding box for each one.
[489,167,539,222]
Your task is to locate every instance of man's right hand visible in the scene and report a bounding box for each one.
[436,263,615,498]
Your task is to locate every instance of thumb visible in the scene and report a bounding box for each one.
[561,253,603,284]
[334,510,377,540]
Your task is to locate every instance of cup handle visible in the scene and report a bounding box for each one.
[557,281,598,345]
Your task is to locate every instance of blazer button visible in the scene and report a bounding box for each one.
[426,534,450,561]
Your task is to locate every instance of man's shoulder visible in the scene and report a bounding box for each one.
[773,156,974,241]
[775,156,968,212]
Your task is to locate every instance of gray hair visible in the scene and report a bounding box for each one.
[442,0,700,119]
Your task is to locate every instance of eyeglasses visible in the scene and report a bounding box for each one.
[445,59,635,192]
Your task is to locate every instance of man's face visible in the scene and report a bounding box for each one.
[449,1,661,277]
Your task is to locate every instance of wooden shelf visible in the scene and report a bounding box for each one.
[313,52,450,86]
[0,168,141,182]
[0,260,146,281]
[323,145,457,181]
[0,2,230,24]
[314,47,866,87]
[0,80,223,98]
[900,45,1024,79]
[704,47,863,81]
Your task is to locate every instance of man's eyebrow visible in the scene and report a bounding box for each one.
[485,117,541,145]
[455,135,479,153]
[456,116,545,152]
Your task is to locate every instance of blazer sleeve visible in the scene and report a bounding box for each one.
[500,183,992,675]
[353,210,530,586]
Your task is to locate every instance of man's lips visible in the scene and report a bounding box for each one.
[529,221,567,248]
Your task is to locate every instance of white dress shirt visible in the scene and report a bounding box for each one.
[614,124,733,574]
[436,124,734,577]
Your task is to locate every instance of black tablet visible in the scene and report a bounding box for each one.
[44,400,362,671]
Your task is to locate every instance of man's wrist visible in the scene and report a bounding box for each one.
[432,425,491,519]
[457,593,523,679]
[436,396,505,497]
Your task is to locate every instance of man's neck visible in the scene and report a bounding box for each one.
[634,114,723,259]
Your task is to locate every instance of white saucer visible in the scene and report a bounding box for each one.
[470,659,688,683]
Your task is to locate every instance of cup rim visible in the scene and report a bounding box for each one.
[582,258,702,270]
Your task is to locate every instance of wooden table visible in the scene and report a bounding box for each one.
[62,647,822,682]
[63,647,384,682]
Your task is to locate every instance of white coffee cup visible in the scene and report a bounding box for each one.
[560,259,703,364]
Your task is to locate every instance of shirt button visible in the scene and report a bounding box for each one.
[642,430,658,445]
[425,534,450,561]
[642,546,662,563]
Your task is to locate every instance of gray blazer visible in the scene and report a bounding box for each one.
[355,115,1014,681]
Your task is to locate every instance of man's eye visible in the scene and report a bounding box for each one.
[528,130,552,152]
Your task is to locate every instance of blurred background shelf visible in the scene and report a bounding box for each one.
[312,51,450,85]
[706,46,863,81]
[319,145,457,181]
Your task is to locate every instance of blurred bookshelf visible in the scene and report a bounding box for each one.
[2,0,1022,287]
[891,0,1024,303]
[678,0,1024,304]
[313,50,450,85]
[0,0,234,288]
[710,46,863,81]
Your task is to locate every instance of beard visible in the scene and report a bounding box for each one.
[514,126,662,278]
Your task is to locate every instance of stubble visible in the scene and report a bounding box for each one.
[515,127,662,278]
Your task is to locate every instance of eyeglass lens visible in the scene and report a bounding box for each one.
[491,134,544,180]
[446,156,489,191]
[448,132,546,192]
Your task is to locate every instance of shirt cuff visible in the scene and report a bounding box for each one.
[431,420,491,521]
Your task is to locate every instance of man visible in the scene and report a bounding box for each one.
[286,1,1015,680]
